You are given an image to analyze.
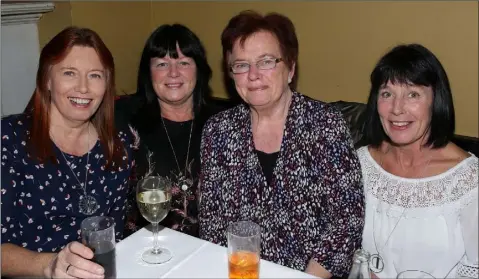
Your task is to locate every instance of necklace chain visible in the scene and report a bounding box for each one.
[50,124,99,215]
[160,116,194,177]
[370,146,433,272]
[380,146,433,178]
[372,206,406,256]
[56,124,91,196]
[60,150,90,194]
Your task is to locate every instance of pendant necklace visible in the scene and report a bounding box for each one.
[370,147,433,274]
[55,124,98,215]
[370,205,406,273]
[161,116,194,192]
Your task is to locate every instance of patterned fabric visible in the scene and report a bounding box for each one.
[358,146,479,278]
[1,114,134,252]
[124,119,202,237]
[199,92,364,277]
[118,98,217,238]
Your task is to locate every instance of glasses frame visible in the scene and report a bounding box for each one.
[230,57,283,74]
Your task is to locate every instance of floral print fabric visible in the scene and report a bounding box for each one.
[121,104,208,237]
[199,92,364,277]
[1,114,134,252]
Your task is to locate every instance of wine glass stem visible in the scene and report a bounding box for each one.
[151,222,161,254]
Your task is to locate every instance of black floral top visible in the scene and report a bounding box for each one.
[199,92,364,277]
[1,114,134,252]
[115,95,221,237]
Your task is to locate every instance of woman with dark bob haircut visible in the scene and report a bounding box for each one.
[2,27,134,278]
[358,44,478,278]
[199,10,364,278]
[116,24,218,238]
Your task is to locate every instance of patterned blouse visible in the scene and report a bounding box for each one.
[116,97,217,238]
[199,92,364,277]
[1,114,134,252]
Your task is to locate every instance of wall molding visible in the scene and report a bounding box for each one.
[1,2,54,25]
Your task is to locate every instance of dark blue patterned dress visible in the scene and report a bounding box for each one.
[1,114,134,253]
[199,92,364,277]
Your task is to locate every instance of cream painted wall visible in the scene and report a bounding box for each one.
[38,1,151,95]
[37,1,72,47]
[38,1,478,137]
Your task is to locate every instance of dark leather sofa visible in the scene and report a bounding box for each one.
[203,97,479,157]
[115,94,478,156]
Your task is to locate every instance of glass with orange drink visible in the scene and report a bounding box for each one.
[227,221,261,279]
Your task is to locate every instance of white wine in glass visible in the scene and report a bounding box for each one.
[136,176,172,264]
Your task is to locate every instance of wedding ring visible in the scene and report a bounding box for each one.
[66,264,73,274]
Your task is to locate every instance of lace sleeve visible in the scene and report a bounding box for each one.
[458,192,478,278]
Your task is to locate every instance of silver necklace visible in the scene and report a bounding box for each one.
[370,148,433,273]
[160,116,194,191]
[370,206,406,273]
[56,124,98,215]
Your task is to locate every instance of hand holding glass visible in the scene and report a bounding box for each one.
[348,248,370,279]
[136,176,172,264]
[227,221,261,279]
[81,216,116,279]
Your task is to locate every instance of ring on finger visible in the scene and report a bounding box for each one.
[66,264,73,274]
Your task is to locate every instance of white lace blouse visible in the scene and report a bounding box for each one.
[358,146,478,278]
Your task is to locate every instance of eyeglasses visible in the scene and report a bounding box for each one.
[230,58,283,74]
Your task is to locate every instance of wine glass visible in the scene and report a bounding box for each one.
[136,176,172,264]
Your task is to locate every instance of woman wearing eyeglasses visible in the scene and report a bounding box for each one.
[199,10,364,279]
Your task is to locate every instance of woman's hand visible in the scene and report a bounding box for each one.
[44,241,104,279]
[305,258,332,278]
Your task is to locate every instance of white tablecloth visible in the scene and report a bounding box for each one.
[116,226,317,278]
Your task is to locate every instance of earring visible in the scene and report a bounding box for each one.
[288,77,292,84]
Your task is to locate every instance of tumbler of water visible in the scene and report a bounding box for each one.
[348,248,371,279]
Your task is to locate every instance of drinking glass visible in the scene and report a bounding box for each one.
[81,216,116,279]
[227,221,261,279]
[136,176,172,264]
[347,248,370,279]
[396,270,435,279]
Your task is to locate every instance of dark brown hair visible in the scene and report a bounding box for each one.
[221,10,299,90]
[27,26,125,169]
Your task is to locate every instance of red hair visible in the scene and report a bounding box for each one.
[221,10,299,89]
[27,26,125,169]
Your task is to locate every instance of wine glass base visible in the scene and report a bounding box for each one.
[141,247,172,264]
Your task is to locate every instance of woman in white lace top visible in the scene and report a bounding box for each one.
[358,43,478,279]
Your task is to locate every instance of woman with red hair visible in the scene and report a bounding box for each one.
[1,27,134,278]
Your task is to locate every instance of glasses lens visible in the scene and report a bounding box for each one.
[231,63,249,74]
[258,59,277,70]
[231,58,281,73]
